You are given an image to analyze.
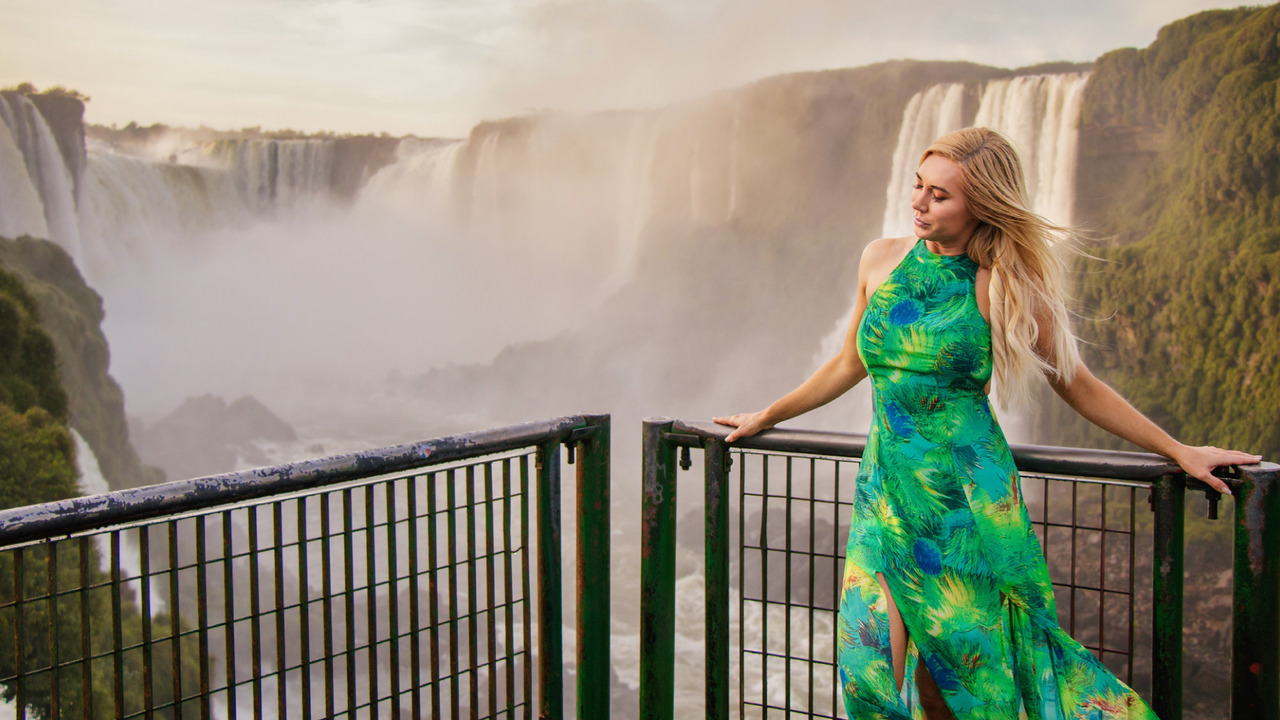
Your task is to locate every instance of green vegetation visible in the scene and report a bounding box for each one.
[0,237,163,490]
[1049,5,1280,462]
[0,255,198,718]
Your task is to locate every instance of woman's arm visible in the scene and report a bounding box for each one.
[715,238,900,442]
[1038,319,1261,495]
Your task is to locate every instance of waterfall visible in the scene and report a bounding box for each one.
[881,83,967,238]
[357,138,465,223]
[0,93,82,259]
[973,74,1088,224]
[0,115,50,240]
[614,114,663,289]
[76,144,248,284]
[813,73,1090,418]
[198,138,336,213]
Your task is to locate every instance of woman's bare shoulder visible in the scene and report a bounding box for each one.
[860,236,916,274]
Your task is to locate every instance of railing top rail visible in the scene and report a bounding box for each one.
[0,413,604,548]
[664,419,1279,485]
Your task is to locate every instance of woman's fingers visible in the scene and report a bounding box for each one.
[714,412,765,443]
[1177,445,1264,496]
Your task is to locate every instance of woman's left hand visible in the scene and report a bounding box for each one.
[1170,444,1263,496]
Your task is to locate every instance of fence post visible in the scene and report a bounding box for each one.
[576,416,611,720]
[704,438,730,720]
[1231,463,1280,720]
[1151,472,1185,720]
[640,419,677,720]
[537,440,564,720]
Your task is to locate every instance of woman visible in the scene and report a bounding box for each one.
[715,127,1260,720]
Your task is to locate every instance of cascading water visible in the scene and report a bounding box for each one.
[815,73,1090,389]
[0,93,82,259]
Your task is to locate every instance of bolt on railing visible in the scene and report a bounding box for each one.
[639,418,1279,720]
[0,414,611,720]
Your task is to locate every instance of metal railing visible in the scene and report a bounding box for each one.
[0,414,611,720]
[639,418,1280,720]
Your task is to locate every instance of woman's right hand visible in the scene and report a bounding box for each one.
[713,411,774,443]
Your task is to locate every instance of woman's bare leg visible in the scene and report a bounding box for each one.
[876,572,957,720]
[876,572,908,691]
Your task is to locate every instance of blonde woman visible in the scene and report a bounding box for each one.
[715,127,1259,719]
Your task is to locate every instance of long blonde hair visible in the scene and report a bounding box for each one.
[921,127,1080,408]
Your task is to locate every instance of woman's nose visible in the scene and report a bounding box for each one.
[911,188,927,213]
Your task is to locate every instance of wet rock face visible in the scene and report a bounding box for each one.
[131,393,298,481]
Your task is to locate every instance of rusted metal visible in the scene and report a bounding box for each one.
[364,484,380,714]
[646,418,1276,720]
[248,506,263,714]
[0,416,589,548]
[426,471,442,719]
[466,466,480,715]
[222,513,237,720]
[484,463,498,719]
[295,496,312,720]
[1151,473,1185,720]
[45,543,57,720]
[536,439,563,720]
[385,481,402,719]
[1232,463,1280,720]
[704,438,730,720]
[575,415,611,720]
[640,418,677,720]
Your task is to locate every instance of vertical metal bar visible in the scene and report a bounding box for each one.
[447,469,461,719]
[386,481,402,720]
[536,440,563,720]
[577,416,611,720]
[47,542,59,720]
[140,526,155,719]
[426,472,443,719]
[639,419,676,720]
[466,466,480,715]
[1127,487,1137,686]
[784,457,793,714]
[297,497,312,720]
[197,518,211,720]
[343,488,357,719]
[406,476,422,720]
[1231,465,1280,720]
[1100,487,1108,657]
[1151,473,1185,720]
[223,513,237,720]
[739,452,747,720]
[321,493,336,720]
[807,457,816,717]
[13,548,25,720]
[1069,481,1078,635]
[248,507,262,715]
[502,458,517,713]
[705,438,731,720]
[365,484,379,715]
[79,536,93,719]
[760,455,769,717]
[169,520,183,717]
[521,454,533,720]
[112,533,124,718]
[273,502,287,720]
[831,460,842,720]
[485,462,498,720]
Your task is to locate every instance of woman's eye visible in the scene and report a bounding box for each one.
[933,195,944,203]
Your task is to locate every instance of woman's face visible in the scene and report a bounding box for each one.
[911,154,979,251]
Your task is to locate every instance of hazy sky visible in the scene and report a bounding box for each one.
[0,0,1256,138]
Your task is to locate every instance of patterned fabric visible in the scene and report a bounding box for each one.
[836,240,1158,719]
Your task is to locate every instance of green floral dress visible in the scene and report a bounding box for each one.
[836,239,1158,719]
